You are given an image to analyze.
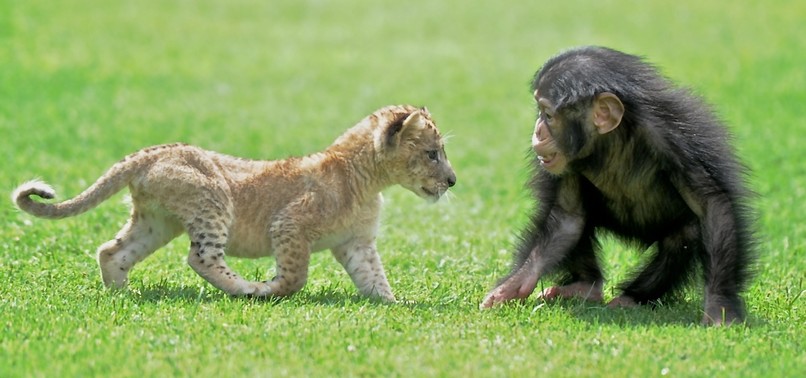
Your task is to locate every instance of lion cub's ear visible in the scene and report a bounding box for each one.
[385,110,427,149]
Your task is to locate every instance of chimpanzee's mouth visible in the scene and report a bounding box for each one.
[538,153,557,165]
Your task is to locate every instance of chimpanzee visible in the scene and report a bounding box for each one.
[481,46,755,325]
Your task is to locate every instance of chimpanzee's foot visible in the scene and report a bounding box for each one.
[537,281,603,302]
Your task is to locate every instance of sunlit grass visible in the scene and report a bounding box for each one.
[1,0,803,376]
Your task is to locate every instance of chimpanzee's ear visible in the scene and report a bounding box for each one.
[592,92,624,134]
[385,110,426,148]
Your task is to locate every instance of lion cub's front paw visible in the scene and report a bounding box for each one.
[226,281,273,297]
[370,293,396,303]
[363,286,396,303]
[245,281,273,297]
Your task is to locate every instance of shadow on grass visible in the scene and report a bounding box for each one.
[566,301,703,327]
[121,281,766,327]
[127,282,220,303]
[125,281,393,307]
[125,283,474,313]
[527,297,766,328]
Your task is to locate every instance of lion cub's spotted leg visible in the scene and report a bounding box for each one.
[185,221,269,296]
[262,219,312,297]
[97,209,183,288]
[332,243,395,302]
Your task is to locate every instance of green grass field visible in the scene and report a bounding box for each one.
[2,0,804,376]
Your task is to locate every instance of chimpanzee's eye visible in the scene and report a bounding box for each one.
[539,109,553,122]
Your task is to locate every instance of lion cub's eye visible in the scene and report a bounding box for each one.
[426,150,439,162]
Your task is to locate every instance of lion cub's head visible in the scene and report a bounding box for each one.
[372,105,456,202]
[334,105,456,202]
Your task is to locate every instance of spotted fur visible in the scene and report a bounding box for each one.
[13,105,456,301]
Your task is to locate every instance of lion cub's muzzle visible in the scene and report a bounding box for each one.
[447,173,457,188]
[420,167,456,203]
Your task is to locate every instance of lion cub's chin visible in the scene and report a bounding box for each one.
[414,186,447,203]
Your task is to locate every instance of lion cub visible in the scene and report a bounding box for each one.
[13,105,456,301]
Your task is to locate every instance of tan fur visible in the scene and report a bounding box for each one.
[12,105,456,301]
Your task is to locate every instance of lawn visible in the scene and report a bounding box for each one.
[1,0,804,377]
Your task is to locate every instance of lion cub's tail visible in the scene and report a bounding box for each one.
[13,158,141,220]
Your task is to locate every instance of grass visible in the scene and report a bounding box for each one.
[1,0,804,376]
